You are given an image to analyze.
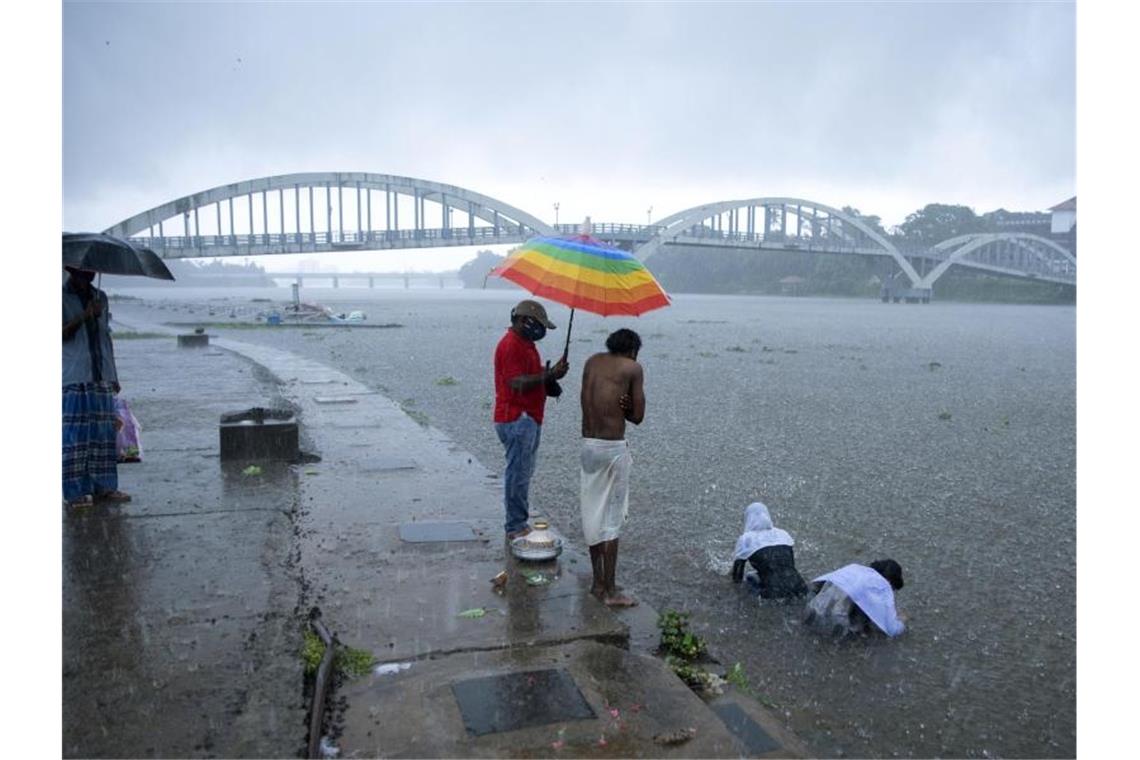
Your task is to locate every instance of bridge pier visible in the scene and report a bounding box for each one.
[369,277,374,289]
[403,276,410,289]
[880,285,933,304]
[333,276,339,289]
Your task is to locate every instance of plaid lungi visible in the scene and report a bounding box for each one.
[62,382,118,501]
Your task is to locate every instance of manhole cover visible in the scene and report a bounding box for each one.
[398,521,478,543]
[711,702,781,755]
[451,669,595,736]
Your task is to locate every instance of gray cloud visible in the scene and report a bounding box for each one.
[64,0,1074,234]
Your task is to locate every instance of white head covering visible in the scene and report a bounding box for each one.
[812,564,905,637]
[733,502,794,561]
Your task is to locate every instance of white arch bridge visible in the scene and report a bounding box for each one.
[103,172,1076,297]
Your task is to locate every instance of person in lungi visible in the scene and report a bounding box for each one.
[802,559,906,638]
[63,266,131,507]
[730,501,809,599]
[579,328,644,607]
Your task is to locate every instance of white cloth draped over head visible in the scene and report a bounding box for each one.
[812,564,905,637]
[733,502,794,561]
[579,438,631,546]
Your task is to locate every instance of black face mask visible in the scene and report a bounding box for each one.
[519,317,547,342]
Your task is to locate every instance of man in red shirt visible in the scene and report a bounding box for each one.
[494,300,569,540]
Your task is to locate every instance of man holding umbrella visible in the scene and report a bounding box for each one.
[62,266,130,506]
[493,299,569,540]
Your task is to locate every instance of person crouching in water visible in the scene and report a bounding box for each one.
[731,502,808,600]
[803,559,906,638]
[579,328,645,608]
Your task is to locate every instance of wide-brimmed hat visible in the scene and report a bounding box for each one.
[511,299,556,329]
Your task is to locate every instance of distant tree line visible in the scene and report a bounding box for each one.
[457,250,517,290]
[455,203,1075,304]
[101,258,278,288]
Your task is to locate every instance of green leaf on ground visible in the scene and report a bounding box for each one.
[520,570,551,586]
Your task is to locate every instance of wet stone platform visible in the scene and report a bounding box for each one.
[62,313,808,758]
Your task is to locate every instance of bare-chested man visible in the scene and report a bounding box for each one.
[579,328,645,607]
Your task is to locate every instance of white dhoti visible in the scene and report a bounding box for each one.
[579,438,632,546]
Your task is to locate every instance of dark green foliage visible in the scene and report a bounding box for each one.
[897,203,987,245]
[301,629,375,679]
[658,610,708,660]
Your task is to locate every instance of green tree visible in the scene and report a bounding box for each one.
[457,249,515,289]
[897,203,985,245]
[840,206,888,238]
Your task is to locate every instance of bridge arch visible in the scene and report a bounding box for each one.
[104,172,555,259]
[917,233,1076,288]
[634,197,922,286]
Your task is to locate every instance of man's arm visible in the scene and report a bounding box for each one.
[63,299,100,341]
[509,355,568,391]
[623,362,645,424]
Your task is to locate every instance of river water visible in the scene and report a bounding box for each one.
[113,287,1076,758]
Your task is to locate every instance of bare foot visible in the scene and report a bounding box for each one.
[603,594,638,608]
[506,526,532,541]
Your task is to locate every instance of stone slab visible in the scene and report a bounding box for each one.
[452,669,596,736]
[712,701,782,755]
[399,521,479,543]
[177,333,209,348]
[337,640,759,758]
[361,457,418,472]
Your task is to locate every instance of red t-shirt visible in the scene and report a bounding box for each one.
[493,329,547,424]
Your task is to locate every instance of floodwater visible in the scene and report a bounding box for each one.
[114,286,1076,758]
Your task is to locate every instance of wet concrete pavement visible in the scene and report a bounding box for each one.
[63,317,807,758]
[63,339,307,758]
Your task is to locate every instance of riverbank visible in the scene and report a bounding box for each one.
[63,317,808,757]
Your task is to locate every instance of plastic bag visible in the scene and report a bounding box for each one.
[115,398,142,462]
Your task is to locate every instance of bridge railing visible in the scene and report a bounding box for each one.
[131,225,530,250]
[552,223,664,237]
[665,225,886,253]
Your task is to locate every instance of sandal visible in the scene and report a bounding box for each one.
[65,495,93,508]
[506,527,532,541]
[94,490,132,504]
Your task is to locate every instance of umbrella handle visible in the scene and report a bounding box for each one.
[562,308,574,362]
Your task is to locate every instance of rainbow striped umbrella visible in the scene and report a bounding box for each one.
[492,232,670,355]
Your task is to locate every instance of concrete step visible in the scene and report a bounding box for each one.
[334,639,805,758]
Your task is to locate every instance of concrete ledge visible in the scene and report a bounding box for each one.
[177,333,210,348]
[337,639,793,758]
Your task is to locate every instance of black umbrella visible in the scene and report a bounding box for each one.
[63,233,176,280]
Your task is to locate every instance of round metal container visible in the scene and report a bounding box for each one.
[510,521,563,561]
[510,535,563,561]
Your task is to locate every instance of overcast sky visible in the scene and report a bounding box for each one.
[63,0,1075,271]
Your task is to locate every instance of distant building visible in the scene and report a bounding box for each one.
[983,208,1051,235]
[1049,197,1076,234]
[1049,197,1077,256]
